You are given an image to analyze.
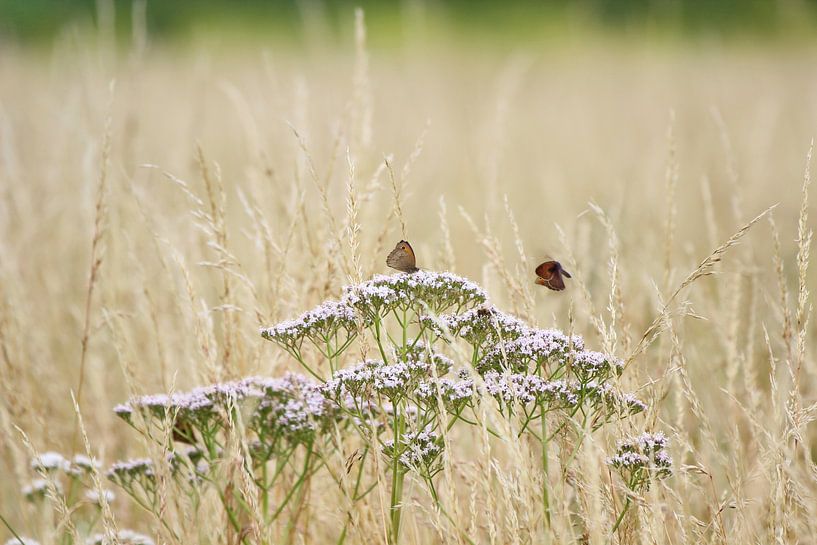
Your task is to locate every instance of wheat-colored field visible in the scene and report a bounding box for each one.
[2,17,817,545]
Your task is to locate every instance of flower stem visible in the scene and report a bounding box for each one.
[0,511,26,545]
[612,498,631,533]
[389,411,405,544]
[541,408,551,529]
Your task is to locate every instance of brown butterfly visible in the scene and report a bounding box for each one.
[387,240,420,273]
[534,260,572,291]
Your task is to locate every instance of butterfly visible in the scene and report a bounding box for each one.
[534,260,572,291]
[386,240,419,273]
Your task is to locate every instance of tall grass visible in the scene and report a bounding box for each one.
[1,18,816,545]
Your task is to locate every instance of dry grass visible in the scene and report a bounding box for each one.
[1,22,817,545]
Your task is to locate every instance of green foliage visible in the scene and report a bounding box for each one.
[1,0,817,44]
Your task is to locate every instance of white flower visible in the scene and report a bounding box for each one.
[425,305,530,345]
[4,537,41,545]
[569,350,624,380]
[22,478,60,500]
[84,489,116,505]
[107,458,155,480]
[260,300,358,347]
[479,328,580,373]
[67,454,102,476]
[86,530,154,545]
[343,270,486,315]
[483,372,578,407]
[30,452,69,473]
[607,431,673,482]
[383,427,443,471]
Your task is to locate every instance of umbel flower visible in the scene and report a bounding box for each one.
[342,270,486,317]
[30,452,70,473]
[86,530,155,545]
[414,373,477,413]
[422,305,530,352]
[608,431,673,491]
[483,371,578,409]
[382,426,444,475]
[477,328,582,375]
[105,270,658,540]
[260,300,359,358]
[22,478,59,501]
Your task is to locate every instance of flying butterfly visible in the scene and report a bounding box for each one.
[386,240,420,273]
[534,260,572,291]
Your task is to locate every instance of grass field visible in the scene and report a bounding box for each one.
[1,13,817,545]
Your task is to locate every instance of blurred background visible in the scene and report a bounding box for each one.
[2,2,817,542]
[3,0,817,44]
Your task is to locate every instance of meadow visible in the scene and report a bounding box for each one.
[1,14,817,545]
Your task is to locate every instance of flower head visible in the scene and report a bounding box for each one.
[343,271,486,317]
[249,373,336,447]
[382,426,444,475]
[423,305,529,348]
[569,350,624,382]
[30,452,69,473]
[608,431,672,490]
[4,538,41,545]
[414,376,477,412]
[84,489,116,506]
[67,454,102,477]
[106,458,155,482]
[22,478,59,501]
[86,530,154,545]
[478,328,580,374]
[260,300,358,353]
[483,371,578,408]
[581,382,647,422]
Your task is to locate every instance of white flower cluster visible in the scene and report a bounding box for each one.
[383,427,443,471]
[249,374,336,441]
[107,458,155,481]
[483,371,578,407]
[115,373,336,448]
[478,328,581,373]
[260,300,358,348]
[30,452,70,473]
[324,356,440,401]
[569,350,624,381]
[4,538,41,545]
[24,453,107,502]
[68,454,102,476]
[22,478,59,500]
[423,305,529,347]
[414,375,477,411]
[84,489,116,505]
[86,530,155,545]
[342,270,486,316]
[607,431,672,489]
[583,382,647,418]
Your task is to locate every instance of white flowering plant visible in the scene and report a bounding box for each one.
[12,452,147,545]
[607,432,673,530]
[101,270,669,544]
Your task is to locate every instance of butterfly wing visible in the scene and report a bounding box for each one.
[386,240,418,272]
[546,272,566,291]
[535,261,556,279]
[534,260,567,291]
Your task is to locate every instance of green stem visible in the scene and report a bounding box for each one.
[389,411,405,544]
[271,442,315,522]
[541,409,551,529]
[0,512,26,545]
[262,462,269,520]
[336,447,371,545]
[612,498,631,533]
[373,317,390,363]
